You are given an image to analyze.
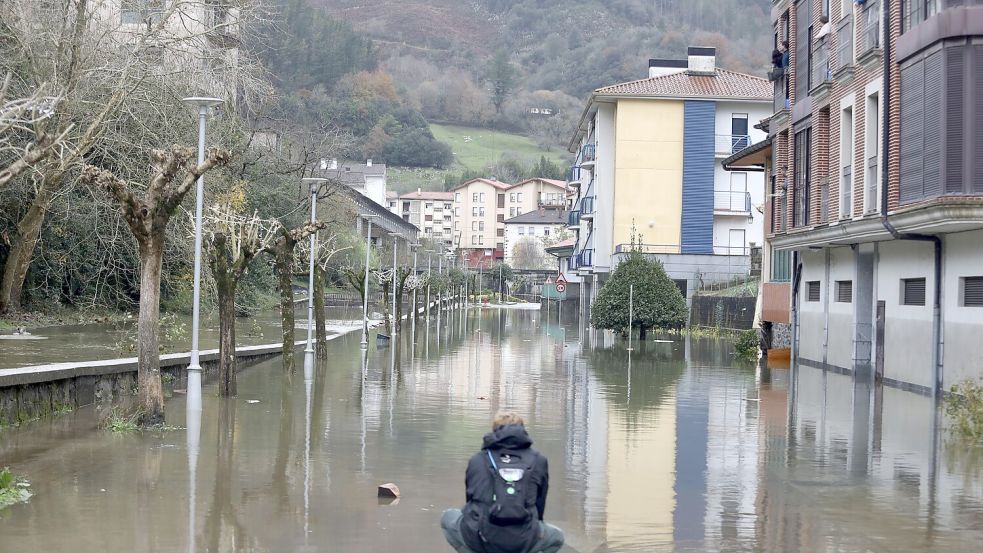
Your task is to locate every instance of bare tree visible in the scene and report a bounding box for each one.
[204,205,279,397]
[0,74,72,188]
[81,145,231,425]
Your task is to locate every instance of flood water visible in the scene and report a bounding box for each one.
[2,308,983,552]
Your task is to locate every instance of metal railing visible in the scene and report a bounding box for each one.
[713,190,752,213]
[580,144,596,163]
[580,196,595,215]
[841,165,852,218]
[812,43,832,90]
[866,155,879,213]
[567,210,581,226]
[715,134,752,155]
[613,243,752,256]
[577,249,594,267]
[861,1,881,56]
[774,72,790,114]
[836,14,854,70]
[568,165,584,183]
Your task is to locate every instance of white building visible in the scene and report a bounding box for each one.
[388,189,456,250]
[503,208,570,269]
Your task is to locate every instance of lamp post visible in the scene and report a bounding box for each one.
[360,214,379,348]
[302,177,327,361]
[391,235,399,336]
[181,96,223,413]
[437,254,443,311]
[410,242,419,335]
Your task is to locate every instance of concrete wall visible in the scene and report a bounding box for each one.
[612,99,684,252]
[594,103,617,272]
[876,239,935,390]
[942,229,983,387]
[826,247,856,372]
[797,248,826,363]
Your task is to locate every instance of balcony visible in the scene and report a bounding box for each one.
[580,144,596,166]
[576,248,594,268]
[579,196,595,220]
[810,42,832,99]
[568,166,584,186]
[715,134,752,157]
[834,14,854,82]
[713,190,752,215]
[772,71,790,125]
[858,0,882,66]
[567,256,579,271]
[567,210,581,228]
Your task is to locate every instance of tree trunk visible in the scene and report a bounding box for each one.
[314,265,327,358]
[0,173,60,312]
[380,280,391,332]
[136,236,166,425]
[639,325,648,340]
[216,274,237,397]
[274,245,295,371]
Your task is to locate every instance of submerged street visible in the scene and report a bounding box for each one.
[2,308,982,552]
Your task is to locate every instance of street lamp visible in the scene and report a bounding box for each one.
[391,234,399,336]
[181,96,223,413]
[302,177,328,361]
[410,242,420,336]
[360,214,379,348]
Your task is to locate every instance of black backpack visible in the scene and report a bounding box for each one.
[478,449,538,553]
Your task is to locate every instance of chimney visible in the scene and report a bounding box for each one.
[687,46,716,75]
[417,187,422,196]
[648,58,687,79]
[329,158,338,170]
[366,158,373,167]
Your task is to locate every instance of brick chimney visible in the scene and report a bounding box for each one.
[687,46,716,75]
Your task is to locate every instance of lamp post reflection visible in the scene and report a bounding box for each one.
[186,399,201,553]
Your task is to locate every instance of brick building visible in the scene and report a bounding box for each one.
[733,0,983,396]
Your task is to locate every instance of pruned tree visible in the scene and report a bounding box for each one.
[266,220,327,372]
[590,250,688,339]
[204,204,280,397]
[0,74,72,188]
[299,231,353,358]
[81,145,231,425]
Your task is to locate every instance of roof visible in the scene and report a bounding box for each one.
[398,190,455,201]
[593,68,772,101]
[341,162,386,176]
[723,138,772,169]
[545,237,576,256]
[513,178,569,191]
[504,209,568,225]
[449,178,511,191]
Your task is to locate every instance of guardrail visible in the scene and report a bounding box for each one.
[613,243,751,256]
[567,210,581,226]
[577,248,594,267]
[715,134,752,156]
[713,190,751,213]
[580,196,595,215]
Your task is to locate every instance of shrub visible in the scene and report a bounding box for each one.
[946,380,983,441]
[734,329,759,361]
[591,250,687,335]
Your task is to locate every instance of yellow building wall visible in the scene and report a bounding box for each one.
[612,99,684,250]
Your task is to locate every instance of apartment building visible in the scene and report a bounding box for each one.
[566,47,771,307]
[757,0,983,395]
[452,177,569,268]
[387,189,455,250]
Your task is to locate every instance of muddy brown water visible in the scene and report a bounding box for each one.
[1,308,982,552]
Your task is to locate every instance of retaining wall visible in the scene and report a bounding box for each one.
[689,295,757,330]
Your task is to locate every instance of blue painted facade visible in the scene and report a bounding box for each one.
[681,101,716,254]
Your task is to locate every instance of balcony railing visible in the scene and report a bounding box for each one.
[580,196,595,216]
[612,243,751,256]
[860,1,881,57]
[841,165,852,218]
[715,134,752,156]
[580,144,596,163]
[576,249,594,268]
[713,190,752,213]
[811,43,832,92]
[836,14,854,71]
[568,165,584,183]
[567,210,581,227]
[567,256,579,271]
[866,155,879,214]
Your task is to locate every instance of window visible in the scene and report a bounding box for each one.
[455,207,460,216]
[901,278,927,306]
[544,228,550,237]
[796,0,813,100]
[497,228,505,237]
[472,207,479,217]
[807,281,821,302]
[479,193,485,202]
[771,249,792,282]
[903,0,940,33]
[473,193,479,202]
[836,280,853,302]
[497,214,505,223]
[471,235,479,245]
[122,0,165,25]
[961,277,983,307]
[455,193,461,202]
[840,105,854,219]
[479,236,484,245]
[528,226,536,235]
[445,202,452,210]
[517,193,523,202]
[471,221,478,231]
[822,0,830,21]
[731,114,749,152]
[794,127,812,227]
[425,202,433,210]
[865,91,880,213]
[402,201,410,211]
[510,193,516,202]
[518,227,525,235]
[479,207,485,216]
[478,221,484,231]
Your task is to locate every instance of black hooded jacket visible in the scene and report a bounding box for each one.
[460,425,549,553]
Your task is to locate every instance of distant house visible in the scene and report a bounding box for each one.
[322,159,387,206]
[504,208,569,269]
[387,188,456,251]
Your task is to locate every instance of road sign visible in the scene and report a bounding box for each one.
[554,273,567,294]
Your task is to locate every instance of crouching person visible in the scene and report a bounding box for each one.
[441,412,565,553]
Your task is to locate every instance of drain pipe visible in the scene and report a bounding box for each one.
[878,0,943,398]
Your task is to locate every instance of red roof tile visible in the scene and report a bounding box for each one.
[594,68,771,100]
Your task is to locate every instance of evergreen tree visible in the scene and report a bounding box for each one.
[591,247,687,338]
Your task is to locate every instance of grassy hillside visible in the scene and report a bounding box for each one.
[388,124,571,194]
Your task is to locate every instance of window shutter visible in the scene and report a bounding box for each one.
[836,281,853,303]
[807,281,821,302]
[975,46,983,194]
[902,278,926,306]
[944,46,964,194]
[900,61,924,204]
[923,50,943,197]
[963,277,983,307]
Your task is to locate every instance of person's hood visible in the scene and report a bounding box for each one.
[481,424,533,451]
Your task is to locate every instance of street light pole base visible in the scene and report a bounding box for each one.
[186,365,203,412]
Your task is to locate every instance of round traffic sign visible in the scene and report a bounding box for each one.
[555,283,566,293]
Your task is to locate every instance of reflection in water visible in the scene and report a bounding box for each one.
[1,311,983,552]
